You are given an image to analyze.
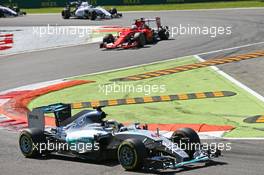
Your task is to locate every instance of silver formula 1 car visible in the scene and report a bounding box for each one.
[19,103,220,171]
[0,5,26,18]
[61,1,122,20]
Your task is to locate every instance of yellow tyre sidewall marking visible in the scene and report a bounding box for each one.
[19,132,34,157]
[118,141,138,170]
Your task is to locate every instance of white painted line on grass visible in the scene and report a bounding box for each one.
[194,55,264,103]
[195,54,264,139]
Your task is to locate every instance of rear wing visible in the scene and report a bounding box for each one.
[155,17,161,28]
[27,103,72,130]
[27,108,45,131]
[134,17,162,28]
[144,17,161,28]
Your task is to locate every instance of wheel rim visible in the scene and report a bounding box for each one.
[20,135,32,154]
[119,145,135,166]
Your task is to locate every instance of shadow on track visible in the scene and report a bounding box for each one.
[31,153,227,174]
[30,153,119,167]
[100,38,175,51]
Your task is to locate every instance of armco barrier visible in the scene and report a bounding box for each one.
[1,0,240,8]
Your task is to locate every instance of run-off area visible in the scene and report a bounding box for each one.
[28,56,264,138]
[0,26,116,55]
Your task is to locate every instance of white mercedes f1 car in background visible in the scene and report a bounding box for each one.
[62,1,122,20]
[0,5,26,18]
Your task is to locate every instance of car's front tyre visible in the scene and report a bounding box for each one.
[118,139,147,170]
[62,9,70,19]
[171,127,201,158]
[134,32,146,48]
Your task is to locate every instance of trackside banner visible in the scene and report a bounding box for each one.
[1,0,239,8]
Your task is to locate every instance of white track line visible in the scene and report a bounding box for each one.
[1,44,264,139]
[198,41,264,56]
[2,41,264,92]
[194,55,264,103]
[223,137,264,140]
[66,41,264,80]
[195,55,264,140]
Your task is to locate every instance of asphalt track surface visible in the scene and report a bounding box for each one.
[1,9,264,175]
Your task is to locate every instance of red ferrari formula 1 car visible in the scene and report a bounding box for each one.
[100,17,170,49]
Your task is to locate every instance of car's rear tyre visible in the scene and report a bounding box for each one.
[84,10,90,19]
[171,128,200,158]
[118,139,147,170]
[62,9,70,19]
[103,34,115,43]
[109,8,117,15]
[158,27,170,40]
[134,32,146,48]
[19,128,46,158]
[0,12,4,18]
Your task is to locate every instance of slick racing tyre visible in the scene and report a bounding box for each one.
[19,128,46,158]
[118,139,147,170]
[134,32,146,48]
[84,10,90,19]
[117,13,123,18]
[109,8,117,15]
[62,9,70,19]
[158,27,170,40]
[0,12,4,18]
[171,128,201,158]
[89,10,97,20]
[103,34,115,44]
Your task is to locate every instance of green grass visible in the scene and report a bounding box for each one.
[28,56,264,137]
[24,1,264,14]
[24,7,62,14]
